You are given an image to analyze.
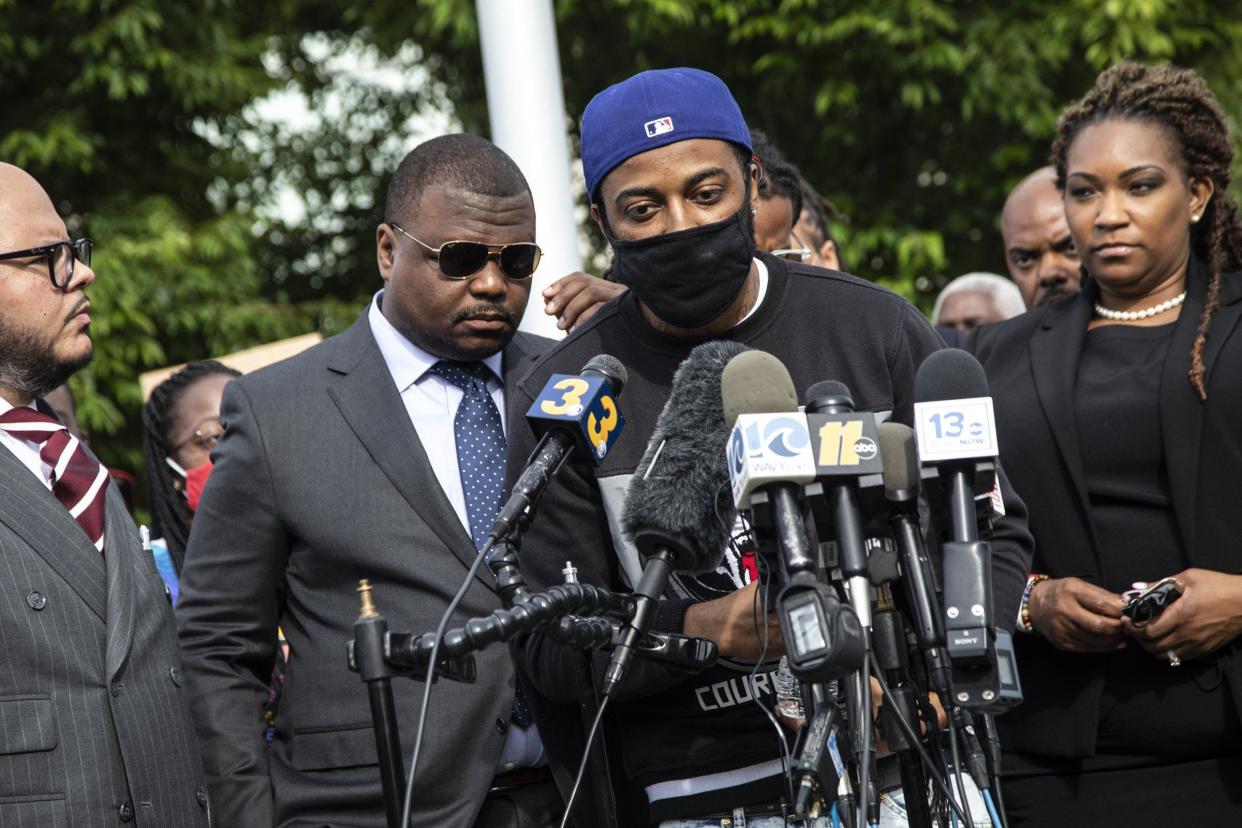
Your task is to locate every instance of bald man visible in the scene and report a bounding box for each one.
[1001,166,1081,308]
[0,164,210,826]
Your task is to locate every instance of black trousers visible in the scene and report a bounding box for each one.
[473,779,563,828]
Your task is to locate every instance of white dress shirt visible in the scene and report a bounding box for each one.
[369,292,544,771]
[0,398,54,489]
[368,293,507,532]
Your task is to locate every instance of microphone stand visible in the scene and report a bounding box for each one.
[749,489,866,822]
[352,580,405,828]
[348,517,719,828]
[872,584,933,828]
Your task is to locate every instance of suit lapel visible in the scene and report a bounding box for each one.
[0,442,106,621]
[103,484,138,681]
[326,317,491,590]
[1160,260,1242,557]
[1028,292,1101,567]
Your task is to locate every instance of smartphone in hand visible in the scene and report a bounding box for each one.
[1122,577,1183,625]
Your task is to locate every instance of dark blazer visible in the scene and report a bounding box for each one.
[969,258,1242,758]
[176,313,548,827]
[0,439,209,827]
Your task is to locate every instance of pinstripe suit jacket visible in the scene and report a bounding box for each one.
[0,439,209,827]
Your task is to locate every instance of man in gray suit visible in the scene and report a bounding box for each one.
[0,163,209,826]
[177,134,558,827]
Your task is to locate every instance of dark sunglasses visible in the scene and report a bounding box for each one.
[0,238,93,290]
[389,223,541,281]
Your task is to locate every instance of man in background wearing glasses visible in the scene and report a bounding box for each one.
[0,162,211,824]
[176,134,557,827]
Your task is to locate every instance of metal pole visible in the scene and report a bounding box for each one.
[477,0,582,339]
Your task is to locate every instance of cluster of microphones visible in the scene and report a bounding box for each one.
[602,342,1018,705]
[364,343,1023,827]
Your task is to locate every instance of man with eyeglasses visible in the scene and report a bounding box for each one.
[176,134,558,828]
[0,162,211,824]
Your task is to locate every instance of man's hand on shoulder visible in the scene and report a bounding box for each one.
[682,581,784,660]
[542,271,627,331]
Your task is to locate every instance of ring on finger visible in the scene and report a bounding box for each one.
[1166,649,1182,667]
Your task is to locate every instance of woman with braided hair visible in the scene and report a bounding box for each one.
[142,360,239,599]
[970,61,1242,824]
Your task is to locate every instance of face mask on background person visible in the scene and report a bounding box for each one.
[166,456,213,512]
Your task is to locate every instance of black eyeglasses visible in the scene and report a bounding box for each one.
[0,238,93,290]
[171,416,224,453]
[389,223,541,281]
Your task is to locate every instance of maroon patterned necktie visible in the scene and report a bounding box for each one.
[0,407,108,554]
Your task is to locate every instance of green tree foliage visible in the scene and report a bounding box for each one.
[3,0,1242,484]
[0,0,365,475]
[402,0,1242,302]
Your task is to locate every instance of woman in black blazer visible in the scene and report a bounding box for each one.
[971,62,1242,825]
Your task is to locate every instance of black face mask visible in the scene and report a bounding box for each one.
[609,208,757,329]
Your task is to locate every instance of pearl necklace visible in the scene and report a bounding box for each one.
[1093,291,1187,321]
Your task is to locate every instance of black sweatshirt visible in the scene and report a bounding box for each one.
[507,254,1034,821]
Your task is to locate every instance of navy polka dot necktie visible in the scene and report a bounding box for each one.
[430,361,533,729]
[430,361,508,554]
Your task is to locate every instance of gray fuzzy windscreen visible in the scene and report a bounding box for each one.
[621,340,749,574]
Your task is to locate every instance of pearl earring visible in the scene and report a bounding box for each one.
[1192,214,1201,223]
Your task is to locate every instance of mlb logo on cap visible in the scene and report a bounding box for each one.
[580,67,752,199]
[644,117,674,138]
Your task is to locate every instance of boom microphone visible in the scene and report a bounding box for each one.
[491,354,627,542]
[602,341,746,696]
[622,340,748,573]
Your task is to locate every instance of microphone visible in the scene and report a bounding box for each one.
[802,380,883,630]
[876,422,950,695]
[491,354,627,542]
[913,349,1000,706]
[724,350,816,573]
[724,353,863,682]
[725,350,819,556]
[602,341,746,696]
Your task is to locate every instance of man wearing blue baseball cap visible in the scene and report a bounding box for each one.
[508,68,1034,826]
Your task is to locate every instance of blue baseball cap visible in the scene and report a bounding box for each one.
[580,67,752,201]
